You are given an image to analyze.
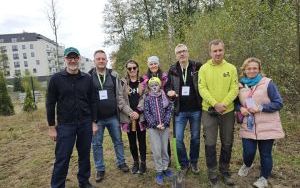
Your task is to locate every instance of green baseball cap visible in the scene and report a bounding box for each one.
[64,47,80,56]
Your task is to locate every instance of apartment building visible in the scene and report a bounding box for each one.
[0,32,94,80]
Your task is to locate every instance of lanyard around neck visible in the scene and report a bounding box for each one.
[96,72,106,90]
[247,85,257,97]
[181,62,189,85]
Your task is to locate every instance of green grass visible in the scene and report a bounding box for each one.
[0,103,299,188]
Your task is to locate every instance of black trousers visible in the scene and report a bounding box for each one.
[51,120,92,188]
[127,123,146,162]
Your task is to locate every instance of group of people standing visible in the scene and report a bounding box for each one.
[46,39,285,188]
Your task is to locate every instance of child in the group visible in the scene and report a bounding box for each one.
[143,77,173,185]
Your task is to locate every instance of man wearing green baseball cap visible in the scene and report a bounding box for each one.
[47,47,97,188]
[64,47,80,56]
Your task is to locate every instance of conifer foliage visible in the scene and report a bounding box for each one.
[23,87,36,112]
[0,72,14,116]
[13,76,25,92]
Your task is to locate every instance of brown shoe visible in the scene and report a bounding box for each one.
[222,173,235,186]
[118,163,129,172]
[95,171,105,182]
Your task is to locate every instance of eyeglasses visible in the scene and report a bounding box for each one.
[127,67,137,71]
[66,56,79,61]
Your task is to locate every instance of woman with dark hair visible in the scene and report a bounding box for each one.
[118,60,147,174]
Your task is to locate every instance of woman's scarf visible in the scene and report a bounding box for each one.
[240,74,263,87]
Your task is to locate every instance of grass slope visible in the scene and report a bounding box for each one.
[0,103,299,188]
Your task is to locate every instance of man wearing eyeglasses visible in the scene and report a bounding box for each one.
[46,47,97,188]
[89,50,129,183]
[165,44,202,175]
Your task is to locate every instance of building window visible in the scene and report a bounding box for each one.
[15,70,21,76]
[0,46,6,53]
[22,45,26,49]
[13,53,19,60]
[12,45,18,51]
[33,68,37,73]
[24,61,28,67]
[11,38,17,42]
[0,39,4,43]
[5,71,10,76]
[23,53,27,59]
[30,44,34,49]
[36,60,40,65]
[31,52,35,57]
[14,61,20,68]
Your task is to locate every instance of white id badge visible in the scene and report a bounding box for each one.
[245,97,256,108]
[181,86,190,96]
[99,90,108,100]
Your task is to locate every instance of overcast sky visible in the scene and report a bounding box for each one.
[0,0,111,59]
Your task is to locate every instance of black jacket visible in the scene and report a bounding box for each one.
[165,60,202,115]
[89,68,121,119]
[46,69,97,126]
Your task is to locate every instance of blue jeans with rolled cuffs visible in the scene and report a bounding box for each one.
[92,115,126,172]
[175,111,201,168]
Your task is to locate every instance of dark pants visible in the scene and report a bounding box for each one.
[202,111,234,179]
[51,120,92,188]
[242,138,274,179]
[127,123,147,162]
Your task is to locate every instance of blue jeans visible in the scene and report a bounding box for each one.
[175,111,201,167]
[51,120,92,188]
[242,138,274,179]
[92,116,126,172]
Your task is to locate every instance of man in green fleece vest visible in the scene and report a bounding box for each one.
[198,39,238,187]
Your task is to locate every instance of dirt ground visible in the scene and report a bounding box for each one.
[0,105,299,188]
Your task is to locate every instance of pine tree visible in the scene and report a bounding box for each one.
[0,71,14,116]
[23,87,36,112]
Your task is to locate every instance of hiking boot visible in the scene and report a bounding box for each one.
[209,177,219,188]
[79,181,95,188]
[181,164,190,175]
[191,163,200,174]
[163,168,173,179]
[222,172,235,186]
[131,161,139,174]
[118,163,129,172]
[253,176,268,188]
[95,171,105,182]
[139,161,147,174]
[156,172,164,185]
[238,164,253,177]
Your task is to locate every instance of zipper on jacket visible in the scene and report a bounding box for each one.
[155,97,162,125]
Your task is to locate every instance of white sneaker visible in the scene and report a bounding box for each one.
[253,176,268,188]
[238,164,253,177]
